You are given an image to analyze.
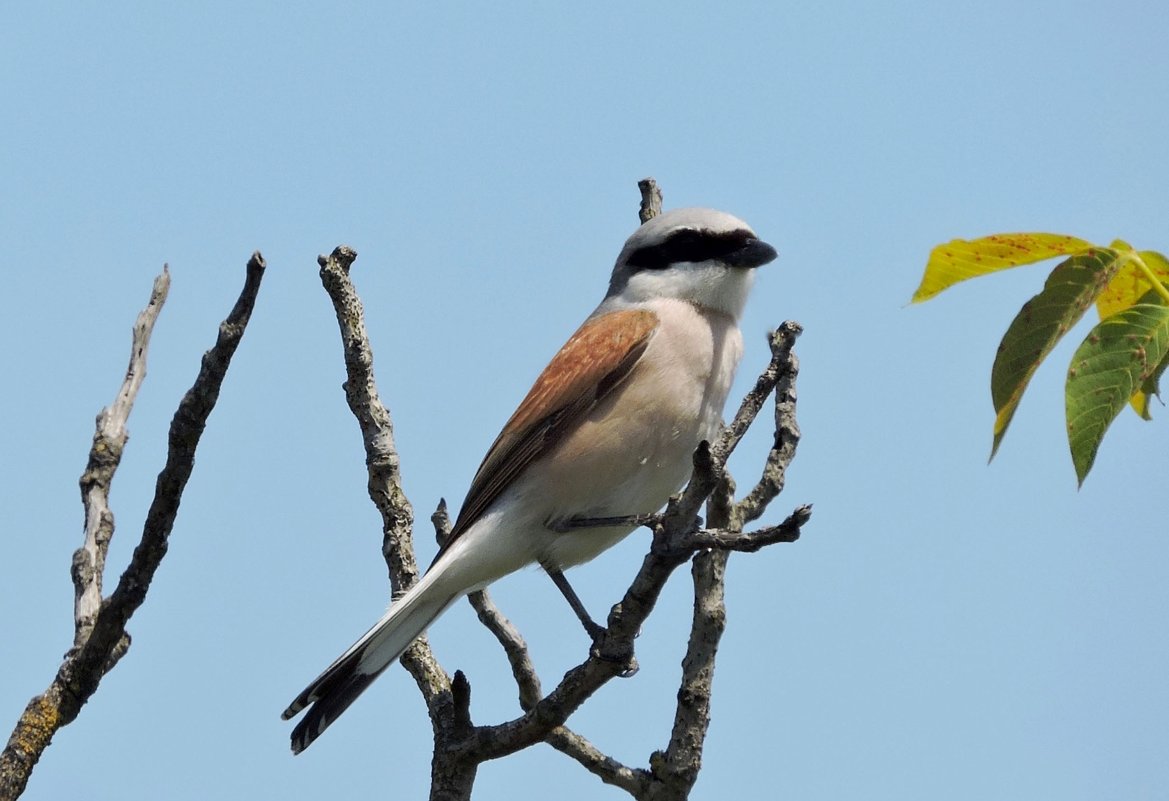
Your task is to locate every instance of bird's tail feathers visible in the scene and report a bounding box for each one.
[282,569,460,754]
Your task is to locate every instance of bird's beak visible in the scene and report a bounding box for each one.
[728,238,778,269]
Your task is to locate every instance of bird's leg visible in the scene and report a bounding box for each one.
[549,512,659,532]
[550,511,706,533]
[543,565,640,678]
[544,566,606,642]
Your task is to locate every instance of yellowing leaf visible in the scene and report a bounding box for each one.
[1142,250,1169,280]
[1096,247,1169,319]
[1131,388,1152,421]
[1066,303,1169,484]
[991,248,1123,459]
[912,233,1094,303]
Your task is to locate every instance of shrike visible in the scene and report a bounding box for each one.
[283,206,777,753]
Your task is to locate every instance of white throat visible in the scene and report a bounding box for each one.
[604,261,756,320]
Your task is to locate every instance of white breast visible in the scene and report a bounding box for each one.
[523,297,744,568]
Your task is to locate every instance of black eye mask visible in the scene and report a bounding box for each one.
[626,228,768,271]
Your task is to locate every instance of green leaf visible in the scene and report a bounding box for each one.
[1066,303,1169,484]
[1094,249,1169,417]
[991,248,1123,459]
[1133,286,1169,420]
[912,232,1094,303]
[1138,346,1169,419]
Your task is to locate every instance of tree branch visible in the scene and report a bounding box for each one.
[545,726,651,795]
[72,268,170,655]
[646,474,735,799]
[737,322,803,525]
[0,253,265,801]
[317,247,419,593]
[431,500,542,712]
[638,178,663,223]
[316,248,469,801]
[468,591,542,712]
[316,246,452,710]
[648,549,729,799]
[641,323,805,799]
[433,501,651,792]
[679,508,811,553]
[453,426,810,770]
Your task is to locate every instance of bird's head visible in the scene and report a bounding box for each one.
[605,207,777,320]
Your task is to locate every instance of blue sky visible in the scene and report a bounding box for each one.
[3,2,1167,799]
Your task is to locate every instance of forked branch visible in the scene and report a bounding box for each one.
[0,253,265,801]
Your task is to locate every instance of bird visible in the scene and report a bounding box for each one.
[283,206,777,753]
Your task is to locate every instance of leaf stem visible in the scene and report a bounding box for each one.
[1129,251,1169,304]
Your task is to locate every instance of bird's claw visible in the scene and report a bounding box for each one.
[588,628,639,677]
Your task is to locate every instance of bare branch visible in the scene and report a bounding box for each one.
[96,252,264,636]
[0,253,265,801]
[682,506,811,553]
[638,178,663,223]
[651,319,803,553]
[646,474,735,799]
[430,498,451,544]
[317,247,419,593]
[72,268,170,652]
[545,726,651,796]
[455,469,813,766]
[718,322,803,469]
[644,319,805,798]
[456,501,810,769]
[649,549,729,799]
[737,322,803,524]
[431,500,542,711]
[462,531,712,762]
[316,246,452,708]
[469,592,542,711]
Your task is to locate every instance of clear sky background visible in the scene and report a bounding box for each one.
[3,3,1167,799]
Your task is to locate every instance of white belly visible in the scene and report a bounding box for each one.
[518,298,744,568]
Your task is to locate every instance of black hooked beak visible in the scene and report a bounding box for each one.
[727,238,778,269]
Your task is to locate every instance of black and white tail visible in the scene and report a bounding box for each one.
[282,567,460,754]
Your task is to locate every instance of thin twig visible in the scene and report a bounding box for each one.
[545,726,651,795]
[317,248,419,590]
[456,491,812,766]
[468,592,542,711]
[681,507,811,553]
[737,322,803,524]
[431,500,543,711]
[638,178,663,223]
[317,246,451,707]
[72,268,170,652]
[459,522,813,765]
[0,253,265,801]
[654,321,803,555]
[716,322,803,470]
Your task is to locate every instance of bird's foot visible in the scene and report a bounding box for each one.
[590,636,639,678]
